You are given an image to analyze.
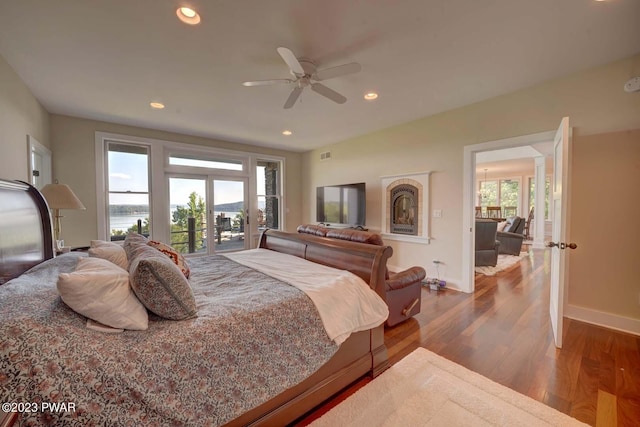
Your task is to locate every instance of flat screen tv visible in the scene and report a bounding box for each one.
[316,182,366,226]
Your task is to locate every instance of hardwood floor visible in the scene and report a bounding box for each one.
[296,248,640,426]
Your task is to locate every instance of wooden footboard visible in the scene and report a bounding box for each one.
[224,229,393,426]
[226,326,388,426]
[258,229,392,303]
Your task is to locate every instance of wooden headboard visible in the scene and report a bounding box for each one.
[0,179,54,285]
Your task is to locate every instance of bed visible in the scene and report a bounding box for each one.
[0,179,391,426]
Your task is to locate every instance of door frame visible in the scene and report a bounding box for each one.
[461,130,556,293]
[28,135,52,189]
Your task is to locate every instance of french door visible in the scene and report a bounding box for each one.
[168,175,248,255]
[211,178,248,253]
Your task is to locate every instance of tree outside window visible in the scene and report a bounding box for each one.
[529,177,551,220]
[500,180,519,211]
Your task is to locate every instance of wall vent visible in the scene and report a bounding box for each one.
[320,151,332,161]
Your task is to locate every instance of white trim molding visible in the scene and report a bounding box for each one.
[565,304,640,336]
[380,171,431,244]
[462,130,556,293]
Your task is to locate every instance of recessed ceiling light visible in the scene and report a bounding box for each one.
[364,92,379,100]
[176,7,201,25]
[150,102,165,109]
[282,130,292,136]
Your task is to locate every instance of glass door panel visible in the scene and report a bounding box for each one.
[212,179,247,252]
[169,177,207,254]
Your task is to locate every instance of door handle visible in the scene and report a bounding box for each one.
[546,242,577,250]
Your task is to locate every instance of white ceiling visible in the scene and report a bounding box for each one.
[1,0,639,152]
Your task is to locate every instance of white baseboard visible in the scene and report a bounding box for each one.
[565,304,640,336]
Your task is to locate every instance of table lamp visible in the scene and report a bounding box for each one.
[41,182,86,250]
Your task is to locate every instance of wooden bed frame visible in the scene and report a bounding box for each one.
[0,179,390,426]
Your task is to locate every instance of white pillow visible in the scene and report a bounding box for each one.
[57,257,148,330]
[89,240,128,270]
[497,221,508,232]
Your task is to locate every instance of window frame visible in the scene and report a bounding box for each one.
[95,132,285,247]
[256,158,283,232]
[477,176,522,215]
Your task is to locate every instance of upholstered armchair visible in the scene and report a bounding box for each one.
[475,219,500,267]
[497,216,525,256]
[297,225,426,327]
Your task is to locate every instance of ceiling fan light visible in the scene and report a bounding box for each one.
[176,7,201,25]
[364,92,378,100]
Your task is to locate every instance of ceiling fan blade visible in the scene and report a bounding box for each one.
[242,79,294,87]
[314,62,361,81]
[283,86,303,109]
[311,83,347,104]
[277,47,305,75]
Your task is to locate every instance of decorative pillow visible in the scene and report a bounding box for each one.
[129,246,197,320]
[147,240,191,278]
[497,221,508,232]
[89,240,128,270]
[57,257,148,330]
[124,232,150,261]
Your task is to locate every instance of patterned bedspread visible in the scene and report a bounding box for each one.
[0,253,338,426]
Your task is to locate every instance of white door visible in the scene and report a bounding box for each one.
[548,117,576,348]
[211,178,249,252]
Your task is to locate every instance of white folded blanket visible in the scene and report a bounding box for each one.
[224,249,389,345]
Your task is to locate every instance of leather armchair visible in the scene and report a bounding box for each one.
[297,225,426,326]
[497,216,525,256]
[475,219,500,267]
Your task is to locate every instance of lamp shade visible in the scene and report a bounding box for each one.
[41,183,86,210]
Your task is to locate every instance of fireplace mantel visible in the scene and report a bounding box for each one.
[380,172,431,244]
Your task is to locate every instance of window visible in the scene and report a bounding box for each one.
[499,180,519,211]
[169,154,242,171]
[97,132,286,247]
[106,143,150,240]
[528,176,551,220]
[479,180,498,207]
[257,160,281,230]
[478,178,520,215]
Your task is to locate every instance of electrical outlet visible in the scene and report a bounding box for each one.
[433,209,442,218]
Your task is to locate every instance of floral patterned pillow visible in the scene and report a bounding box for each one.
[129,246,197,320]
[124,233,150,261]
[147,240,191,278]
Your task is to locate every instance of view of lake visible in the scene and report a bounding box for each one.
[110,211,242,232]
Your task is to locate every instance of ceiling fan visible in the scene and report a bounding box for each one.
[242,47,361,109]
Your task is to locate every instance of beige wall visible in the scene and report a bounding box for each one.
[302,54,640,326]
[50,114,302,247]
[570,129,640,320]
[0,54,50,181]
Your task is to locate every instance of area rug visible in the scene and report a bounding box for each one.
[310,348,587,426]
[475,252,527,276]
